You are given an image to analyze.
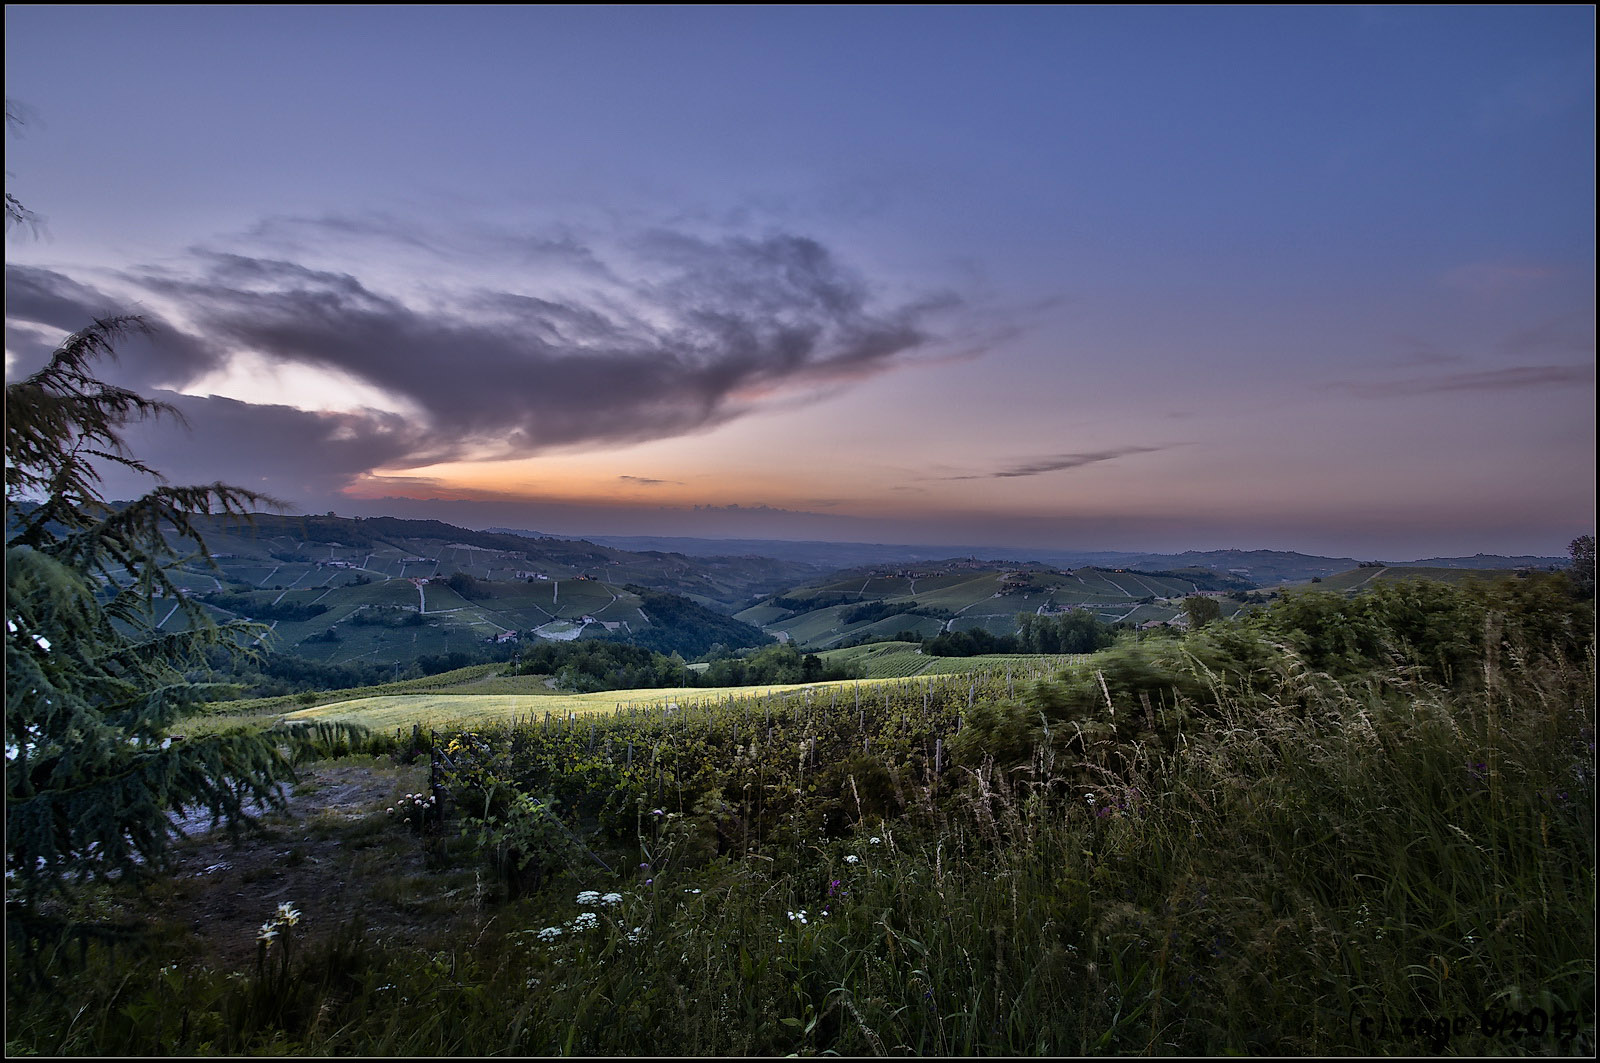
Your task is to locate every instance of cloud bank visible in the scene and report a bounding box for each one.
[6,218,959,499]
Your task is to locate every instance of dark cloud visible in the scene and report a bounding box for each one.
[1335,363,1594,398]
[97,392,430,504]
[945,446,1171,481]
[5,265,128,332]
[5,319,64,370]
[618,475,682,486]
[5,264,221,390]
[147,234,937,461]
[7,220,959,490]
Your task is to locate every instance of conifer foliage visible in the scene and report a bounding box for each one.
[6,319,299,906]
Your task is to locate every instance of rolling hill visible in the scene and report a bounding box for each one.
[1304,565,1538,594]
[568,533,1567,584]
[133,513,788,667]
[736,560,1254,650]
[181,513,823,611]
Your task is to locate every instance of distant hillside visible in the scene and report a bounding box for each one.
[121,512,801,669]
[563,533,1563,585]
[185,513,821,611]
[122,510,1568,666]
[738,560,1253,651]
[1108,549,1357,584]
[616,585,773,658]
[1308,565,1546,594]
[514,532,1043,569]
[1397,554,1567,570]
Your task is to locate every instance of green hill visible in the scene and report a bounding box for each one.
[137,513,790,668]
[743,560,1246,650]
[1306,565,1529,594]
[173,512,821,612]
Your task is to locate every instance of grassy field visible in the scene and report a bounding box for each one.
[744,564,1209,648]
[1309,565,1520,593]
[10,573,1593,1056]
[283,676,927,731]
[733,604,792,626]
[818,641,1084,679]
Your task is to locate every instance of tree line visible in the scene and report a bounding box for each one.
[513,639,858,693]
[914,611,1123,656]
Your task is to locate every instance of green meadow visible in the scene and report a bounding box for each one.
[285,678,911,731]
[10,574,1593,1055]
[740,563,1231,648]
[818,640,1086,679]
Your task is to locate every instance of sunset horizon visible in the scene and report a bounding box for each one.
[7,6,1593,561]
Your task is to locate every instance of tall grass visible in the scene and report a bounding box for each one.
[9,632,1593,1055]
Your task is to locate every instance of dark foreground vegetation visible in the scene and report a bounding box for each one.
[9,572,1594,1055]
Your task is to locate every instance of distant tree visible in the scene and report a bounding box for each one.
[699,642,855,685]
[6,320,305,910]
[1013,610,1117,654]
[5,99,43,235]
[445,571,492,598]
[1569,534,1595,599]
[1183,595,1223,629]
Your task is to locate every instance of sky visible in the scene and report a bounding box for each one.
[5,5,1594,560]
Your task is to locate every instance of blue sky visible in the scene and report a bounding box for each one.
[5,5,1594,558]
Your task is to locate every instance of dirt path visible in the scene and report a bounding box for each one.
[1349,566,1388,590]
[153,758,459,971]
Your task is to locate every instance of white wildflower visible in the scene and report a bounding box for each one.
[275,903,301,926]
[537,926,564,941]
[570,912,600,932]
[576,890,602,905]
[626,926,647,945]
[600,892,623,907]
[844,855,859,865]
[869,836,882,845]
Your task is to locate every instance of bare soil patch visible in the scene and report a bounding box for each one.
[148,757,485,972]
